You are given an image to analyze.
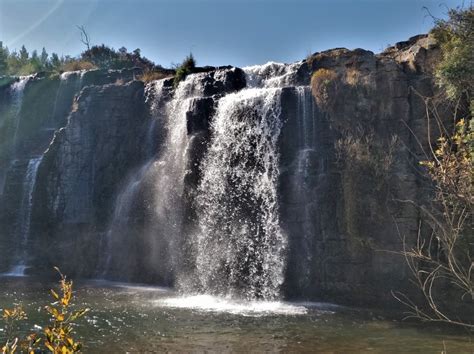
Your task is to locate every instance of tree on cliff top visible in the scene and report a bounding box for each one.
[430,5,474,103]
[0,42,8,75]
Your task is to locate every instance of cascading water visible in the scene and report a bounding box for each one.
[181,63,304,300]
[100,75,201,281]
[5,156,43,276]
[190,88,285,300]
[99,79,168,279]
[11,76,33,149]
[290,85,317,287]
[244,61,301,88]
[0,76,33,197]
[98,62,315,301]
[51,70,87,124]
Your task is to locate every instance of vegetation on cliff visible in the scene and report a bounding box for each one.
[394,5,473,329]
[0,41,159,76]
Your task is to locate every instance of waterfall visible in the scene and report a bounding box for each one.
[189,88,285,300]
[244,61,301,88]
[98,79,168,279]
[180,63,303,300]
[0,76,33,196]
[98,160,155,278]
[5,156,43,276]
[98,63,314,299]
[52,70,86,121]
[100,76,199,280]
[10,76,33,152]
[291,86,317,287]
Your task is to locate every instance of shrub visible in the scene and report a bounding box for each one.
[310,68,338,107]
[336,132,398,178]
[173,53,196,87]
[1,268,89,353]
[138,70,172,83]
[60,60,96,72]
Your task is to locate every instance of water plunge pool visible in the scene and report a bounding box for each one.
[0,276,472,352]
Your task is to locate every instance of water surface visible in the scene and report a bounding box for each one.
[0,276,472,353]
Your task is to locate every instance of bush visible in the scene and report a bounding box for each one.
[1,268,89,353]
[173,53,196,87]
[138,70,172,83]
[310,68,338,107]
[336,132,398,179]
[60,60,96,72]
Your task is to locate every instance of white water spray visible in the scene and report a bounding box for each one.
[5,156,43,276]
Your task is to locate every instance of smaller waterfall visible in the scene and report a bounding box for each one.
[5,156,43,276]
[98,79,168,279]
[99,160,154,278]
[11,76,33,151]
[0,76,33,196]
[55,70,86,111]
[99,76,197,281]
[294,86,316,285]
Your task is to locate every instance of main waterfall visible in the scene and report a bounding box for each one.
[178,63,304,300]
[99,62,311,300]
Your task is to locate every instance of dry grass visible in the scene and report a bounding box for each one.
[137,70,173,83]
[310,68,338,107]
[61,60,96,72]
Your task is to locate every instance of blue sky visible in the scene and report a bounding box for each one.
[0,0,466,67]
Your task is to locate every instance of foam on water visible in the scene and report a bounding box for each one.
[157,294,309,316]
[89,279,170,293]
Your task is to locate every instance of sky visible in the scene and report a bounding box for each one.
[0,0,467,68]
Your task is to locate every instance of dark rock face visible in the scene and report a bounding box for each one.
[0,36,456,309]
[31,81,148,276]
[279,34,446,305]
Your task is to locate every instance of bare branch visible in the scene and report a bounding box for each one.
[77,25,91,51]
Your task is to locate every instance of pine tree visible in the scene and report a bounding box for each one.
[40,47,49,68]
[50,53,61,70]
[0,41,8,75]
[30,49,42,72]
[19,45,29,65]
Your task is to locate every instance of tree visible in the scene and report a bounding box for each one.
[77,25,91,51]
[19,45,29,65]
[40,47,49,68]
[6,51,21,75]
[430,6,474,102]
[50,53,61,70]
[0,41,8,75]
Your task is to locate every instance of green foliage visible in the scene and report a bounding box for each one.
[80,44,155,71]
[0,42,8,75]
[0,42,157,76]
[173,53,196,87]
[430,6,474,102]
[1,268,89,353]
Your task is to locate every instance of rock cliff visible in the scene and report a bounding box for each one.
[0,35,454,308]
